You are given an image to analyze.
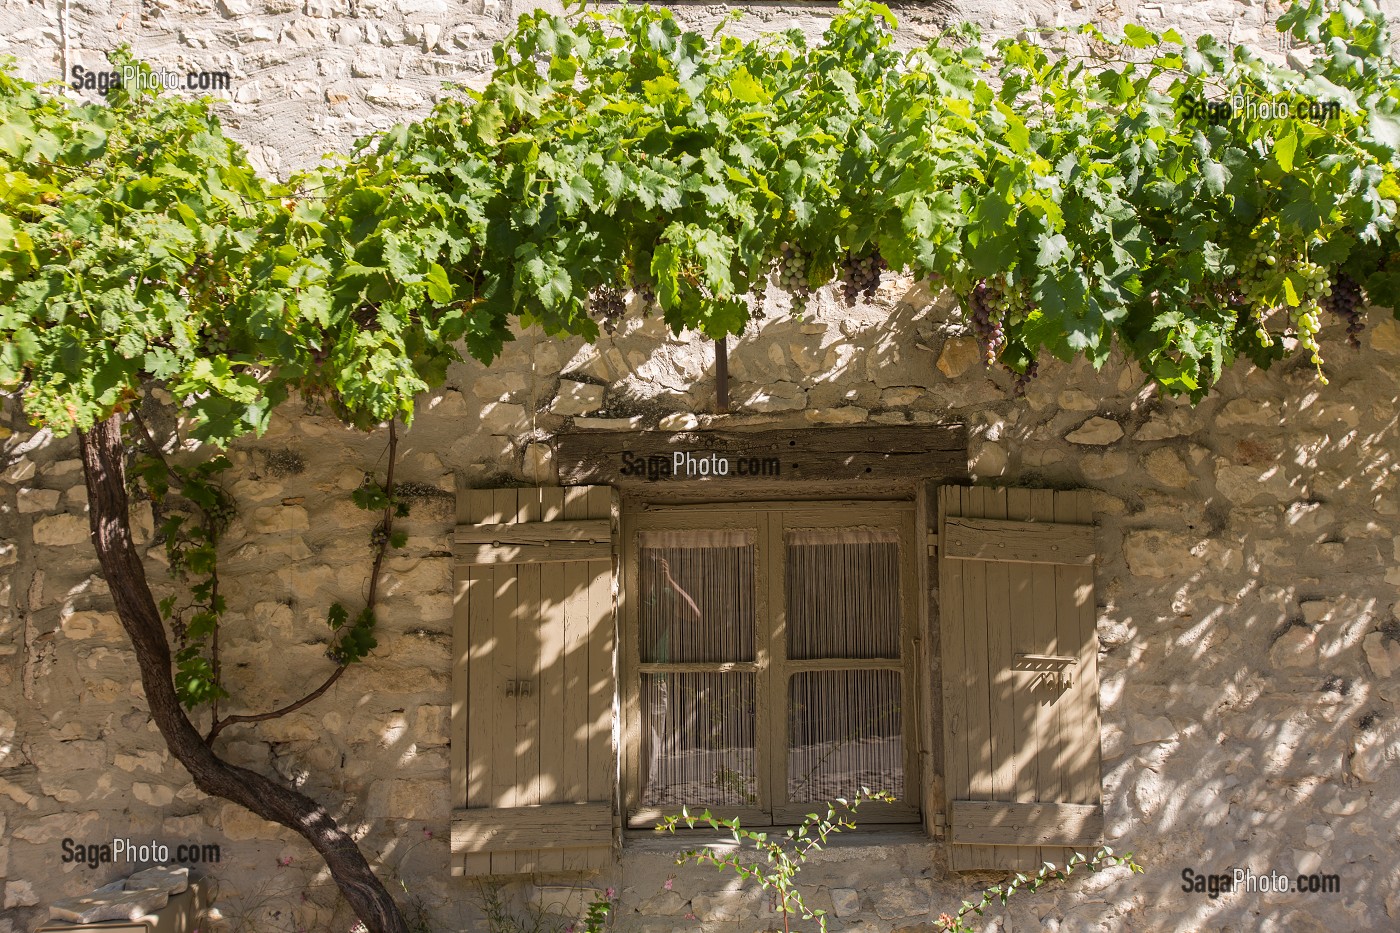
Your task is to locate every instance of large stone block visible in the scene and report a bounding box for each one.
[249,504,310,533]
[132,782,176,806]
[30,738,106,776]
[1371,316,1400,355]
[13,811,99,844]
[1215,462,1293,503]
[33,513,89,546]
[385,779,450,821]
[871,879,932,919]
[1143,448,1191,487]
[219,803,281,841]
[17,487,61,513]
[60,611,123,642]
[1269,625,1318,669]
[743,381,807,412]
[551,380,605,416]
[935,335,979,379]
[1065,416,1124,445]
[3,880,37,909]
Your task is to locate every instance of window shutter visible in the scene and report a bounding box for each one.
[934,485,1102,871]
[450,486,618,876]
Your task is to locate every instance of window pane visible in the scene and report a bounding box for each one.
[788,670,903,803]
[787,528,901,660]
[639,530,755,663]
[641,672,757,807]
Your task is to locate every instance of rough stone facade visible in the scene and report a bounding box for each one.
[2,2,1400,933]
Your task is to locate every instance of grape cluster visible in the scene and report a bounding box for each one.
[840,250,887,302]
[967,275,1032,367]
[967,279,1004,366]
[1289,258,1330,370]
[590,286,627,335]
[773,242,812,314]
[1239,230,1283,346]
[1012,360,1040,398]
[1323,272,1365,348]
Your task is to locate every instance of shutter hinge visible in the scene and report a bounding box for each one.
[926,532,938,557]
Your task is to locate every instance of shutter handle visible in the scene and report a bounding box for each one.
[1017,653,1076,690]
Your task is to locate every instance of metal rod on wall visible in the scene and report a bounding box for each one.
[715,336,729,413]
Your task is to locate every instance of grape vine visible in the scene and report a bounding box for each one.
[1,0,1399,445]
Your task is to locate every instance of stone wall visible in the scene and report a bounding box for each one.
[4,0,1400,177]
[2,1,1400,932]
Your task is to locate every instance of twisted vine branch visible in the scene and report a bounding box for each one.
[205,418,399,744]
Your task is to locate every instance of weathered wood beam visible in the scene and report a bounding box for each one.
[554,423,967,485]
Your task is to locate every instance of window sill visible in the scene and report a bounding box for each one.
[623,825,934,855]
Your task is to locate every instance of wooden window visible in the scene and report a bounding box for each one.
[929,485,1104,871]
[450,487,618,877]
[622,502,921,827]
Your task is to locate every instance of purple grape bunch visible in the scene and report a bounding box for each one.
[590,286,627,335]
[1323,272,1365,348]
[967,278,1005,367]
[1012,359,1040,397]
[841,250,888,302]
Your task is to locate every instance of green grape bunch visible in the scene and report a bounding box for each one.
[1290,258,1331,371]
[773,242,813,315]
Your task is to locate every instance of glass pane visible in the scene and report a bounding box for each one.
[787,528,901,660]
[641,672,758,807]
[640,530,755,663]
[788,670,903,803]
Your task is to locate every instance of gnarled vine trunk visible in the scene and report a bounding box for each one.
[79,414,410,933]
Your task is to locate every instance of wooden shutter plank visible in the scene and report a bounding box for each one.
[535,489,567,873]
[455,516,612,565]
[452,803,613,853]
[561,486,595,872]
[1005,489,1037,810]
[980,488,1022,872]
[515,491,544,875]
[1065,491,1101,809]
[961,489,994,802]
[490,490,522,876]
[937,488,970,836]
[949,801,1103,847]
[942,517,1095,565]
[458,541,612,565]
[984,489,1016,805]
[457,519,612,545]
[463,490,502,878]
[1003,489,1045,870]
[451,571,472,810]
[1027,488,1061,868]
[585,486,615,809]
